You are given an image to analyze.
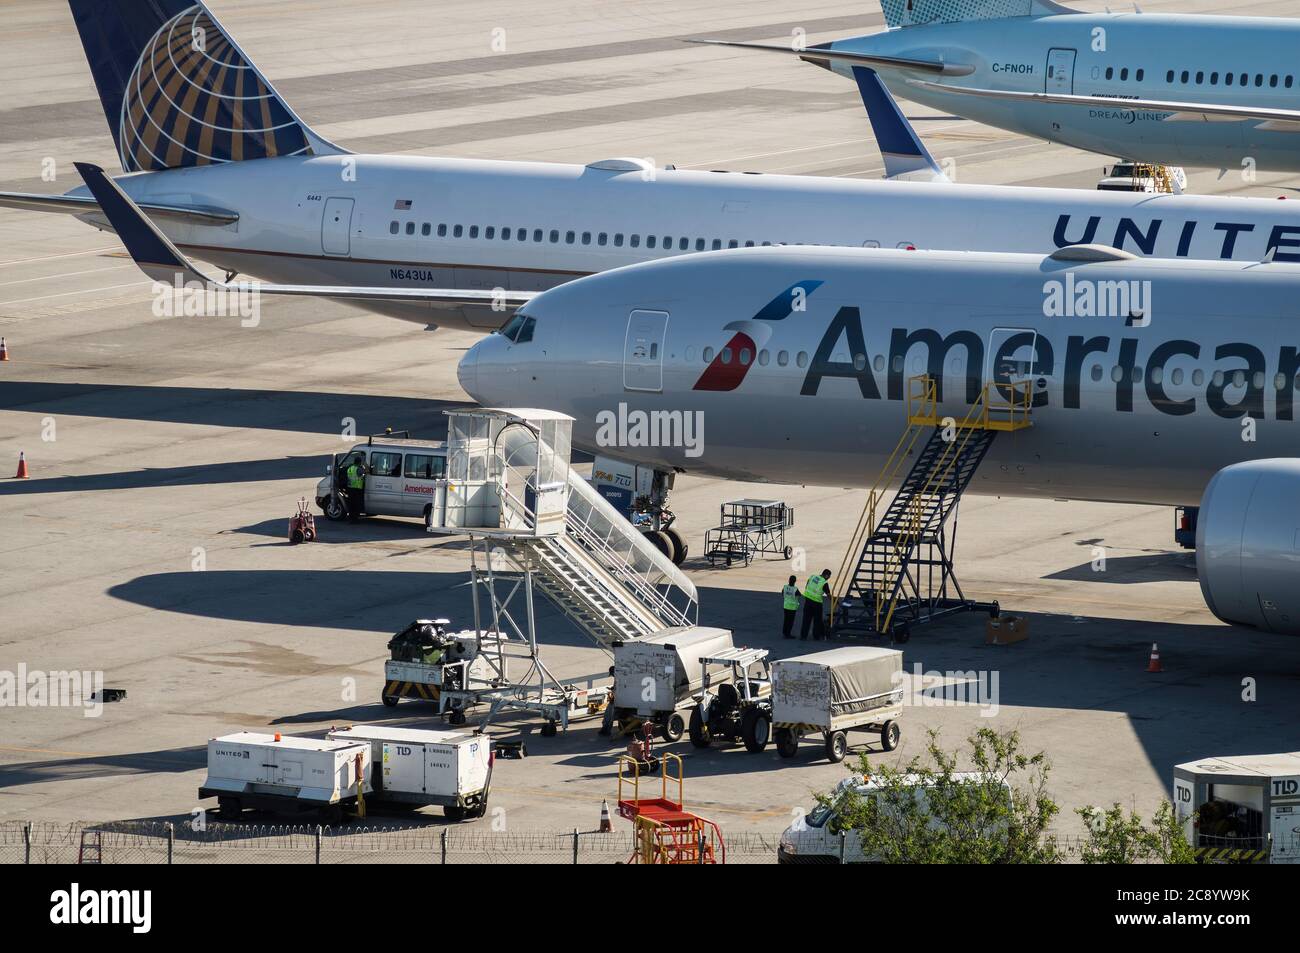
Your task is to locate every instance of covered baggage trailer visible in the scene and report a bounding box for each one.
[1174,752,1300,864]
[611,626,734,741]
[327,725,493,821]
[199,732,371,822]
[771,647,904,763]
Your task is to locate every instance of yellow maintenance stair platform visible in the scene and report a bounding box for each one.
[617,754,725,864]
[830,375,1032,642]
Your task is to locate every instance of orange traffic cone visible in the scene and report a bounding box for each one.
[0,337,8,361]
[1146,642,1162,673]
[598,799,612,833]
[14,451,28,479]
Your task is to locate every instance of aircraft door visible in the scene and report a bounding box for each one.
[321,197,355,257]
[1046,48,1076,94]
[623,310,669,392]
[987,327,1042,386]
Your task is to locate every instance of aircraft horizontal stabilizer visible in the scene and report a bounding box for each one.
[74,163,536,315]
[916,82,1300,128]
[686,39,974,77]
[0,190,239,227]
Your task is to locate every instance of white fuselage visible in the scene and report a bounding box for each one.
[84,152,1300,331]
[459,246,1300,507]
[829,12,1300,170]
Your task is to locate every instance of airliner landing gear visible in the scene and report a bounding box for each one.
[637,470,687,566]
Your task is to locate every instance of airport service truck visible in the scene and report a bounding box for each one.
[610,627,734,740]
[1174,752,1300,863]
[771,647,904,763]
[199,732,371,822]
[328,725,492,821]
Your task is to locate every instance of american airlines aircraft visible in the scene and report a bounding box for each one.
[89,156,1300,636]
[11,1,1300,333]
[703,0,1300,172]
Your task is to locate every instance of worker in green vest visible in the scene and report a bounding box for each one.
[781,575,801,639]
[344,454,366,523]
[800,569,832,641]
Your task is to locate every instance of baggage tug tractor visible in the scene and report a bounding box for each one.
[611,627,735,741]
[771,647,904,763]
[689,648,773,753]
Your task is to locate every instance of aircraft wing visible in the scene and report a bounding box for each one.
[74,163,537,313]
[686,39,974,77]
[851,67,950,183]
[0,190,240,227]
[916,82,1300,129]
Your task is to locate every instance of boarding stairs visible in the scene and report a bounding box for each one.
[429,410,697,655]
[830,375,1032,641]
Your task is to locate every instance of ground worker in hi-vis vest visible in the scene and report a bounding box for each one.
[345,454,366,523]
[801,569,832,641]
[781,575,801,639]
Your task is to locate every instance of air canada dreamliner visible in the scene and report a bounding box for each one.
[457,242,1300,636]
[11,2,1300,332]
[704,0,1300,172]
[89,159,1300,637]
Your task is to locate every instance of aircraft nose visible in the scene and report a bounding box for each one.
[456,342,479,401]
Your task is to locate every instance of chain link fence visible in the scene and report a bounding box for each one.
[0,822,786,865]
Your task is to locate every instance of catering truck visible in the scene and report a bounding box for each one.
[1174,752,1300,863]
[610,627,734,740]
[771,646,904,763]
[327,725,492,821]
[199,732,371,822]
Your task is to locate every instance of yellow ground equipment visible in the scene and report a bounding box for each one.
[616,753,724,864]
[830,375,1032,641]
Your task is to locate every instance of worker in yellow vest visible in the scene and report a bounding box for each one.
[781,575,801,639]
[344,454,366,523]
[800,569,832,641]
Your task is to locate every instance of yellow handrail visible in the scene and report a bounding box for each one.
[829,376,936,619]
[833,375,1034,633]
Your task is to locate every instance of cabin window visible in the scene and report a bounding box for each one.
[630,234,640,248]
[1210,72,1218,85]
[1181,71,1189,83]
[739,348,751,366]
[438,224,447,237]
[646,236,656,249]
[758,349,770,366]
[468,225,479,238]
[1119,68,1128,81]
[1192,369,1205,387]
[1288,76,1295,88]
[1195,71,1204,84]
[721,347,732,364]
[874,355,886,373]
[614,233,624,247]
[745,240,755,247]
[566,231,575,244]
[486,226,496,239]
[1135,69,1144,81]
[1256,74,1264,86]
[797,352,809,369]
[1090,365,1103,383]
[1171,368,1185,386]
[453,225,463,237]
[1271,75,1280,88]
[695,239,706,251]
[421,223,431,236]
[703,347,714,363]
[711,239,722,250]
[1105,67,1114,80]
[1166,70,1174,83]
[853,354,866,371]
[550,230,559,243]
[598,233,608,246]
[582,232,592,245]
[405,222,415,235]
[777,350,789,367]
[389,221,399,235]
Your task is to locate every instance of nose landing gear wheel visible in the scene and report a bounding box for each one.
[664,527,688,566]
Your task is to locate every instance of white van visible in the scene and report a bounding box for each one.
[315,434,448,522]
[779,773,1009,864]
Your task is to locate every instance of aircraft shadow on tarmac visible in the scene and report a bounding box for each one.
[0,380,466,440]
[0,454,323,496]
[0,745,206,790]
[104,563,1300,788]
[1043,551,1198,585]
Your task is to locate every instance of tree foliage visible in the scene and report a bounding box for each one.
[830,727,1062,864]
[1076,801,1196,865]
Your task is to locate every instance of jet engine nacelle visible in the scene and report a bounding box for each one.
[1198,459,1300,634]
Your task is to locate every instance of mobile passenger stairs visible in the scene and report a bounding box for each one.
[424,408,698,733]
[829,375,1033,642]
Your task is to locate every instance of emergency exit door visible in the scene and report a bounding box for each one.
[1046,48,1076,94]
[623,310,668,392]
[321,197,355,256]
